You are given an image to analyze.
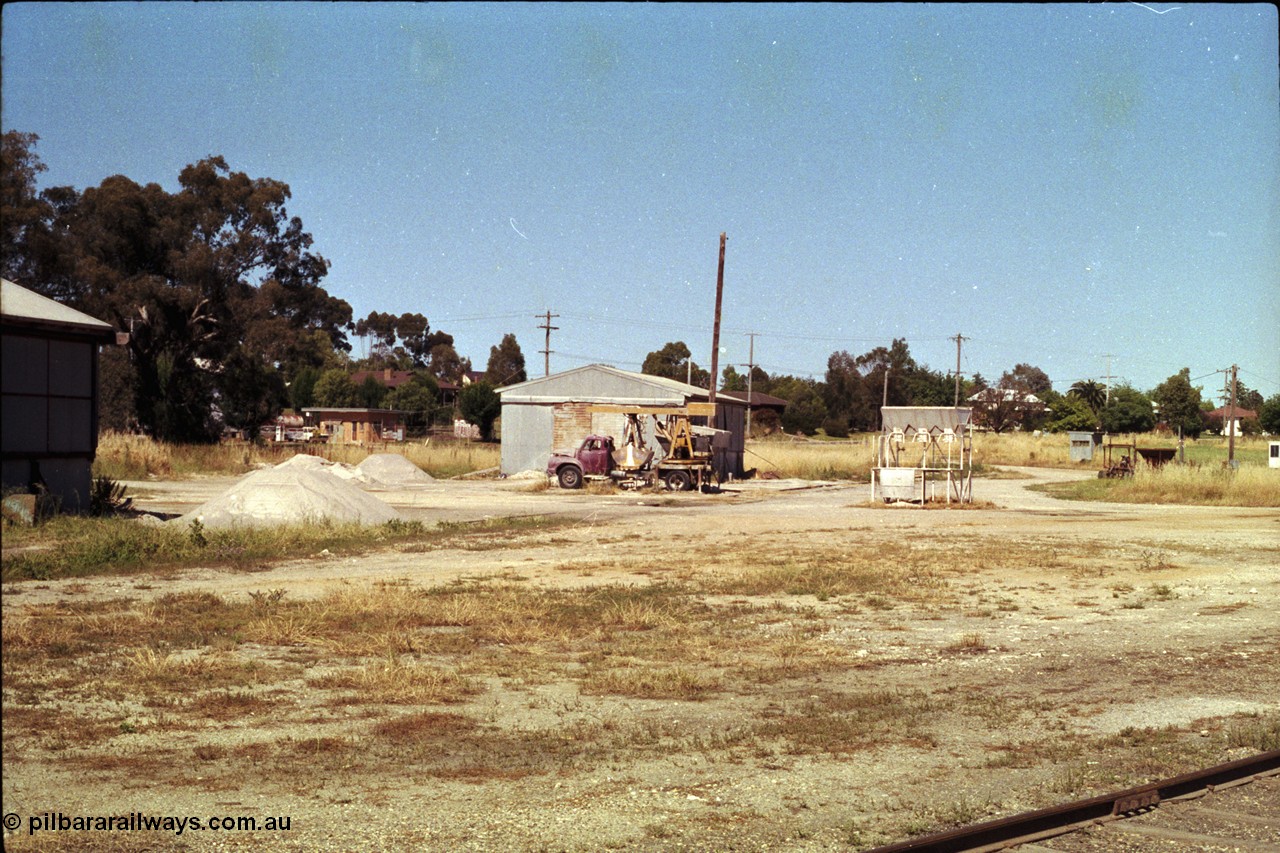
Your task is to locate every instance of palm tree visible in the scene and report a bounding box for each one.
[1069,380,1107,418]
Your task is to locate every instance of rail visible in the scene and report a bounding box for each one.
[866,749,1280,853]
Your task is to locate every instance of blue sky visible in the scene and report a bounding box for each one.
[4,2,1277,398]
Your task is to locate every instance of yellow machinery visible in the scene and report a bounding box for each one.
[586,403,721,491]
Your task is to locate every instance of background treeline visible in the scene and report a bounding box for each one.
[2,132,524,441]
[5,131,1277,442]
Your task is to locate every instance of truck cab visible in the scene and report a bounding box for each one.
[546,435,615,489]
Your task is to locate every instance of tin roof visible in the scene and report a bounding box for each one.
[498,363,713,402]
[1,278,115,339]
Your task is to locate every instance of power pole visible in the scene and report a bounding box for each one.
[745,332,758,436]
[1103,354,1115,406]
[881,367,890,430]
[950,332,968,406]
[1221,368,1231,439]
[708,232,726,406]
[1228,364,1239,466]
[536,310,559,377]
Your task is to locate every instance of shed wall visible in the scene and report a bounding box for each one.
[500,404,555,474]
[1,331,99,511]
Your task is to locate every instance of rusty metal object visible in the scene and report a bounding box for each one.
[866,749,1280,853]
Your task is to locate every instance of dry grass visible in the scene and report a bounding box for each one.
[1043,464,1280,507]
[1,515,563,582]
[745,437,877,480]
[92,431,499,480]
[4,522,1274,851]
[1105,464,1280,507]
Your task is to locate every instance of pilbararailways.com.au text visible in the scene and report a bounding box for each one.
[7,811,292,836]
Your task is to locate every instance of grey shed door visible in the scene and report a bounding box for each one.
[500,404,555,475]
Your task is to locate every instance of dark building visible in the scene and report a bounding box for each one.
[2,279,117,512]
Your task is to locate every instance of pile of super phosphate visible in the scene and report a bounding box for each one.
[174,455,400,529]
[356,453,435,487]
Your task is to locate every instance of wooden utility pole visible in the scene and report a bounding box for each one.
[881,368,889,430]
[537,310,559,377]
[1228,364,1239,466]
[950,332,968,406]
[708,232,726,406]
[1103,354,1115,406]
[745,332,757,436]
[1221,368,1231,440]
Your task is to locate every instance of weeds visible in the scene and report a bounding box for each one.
[93,432,500,480]
[1,515,564,582]
[1041,463,1280,507]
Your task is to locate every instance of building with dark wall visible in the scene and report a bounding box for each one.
[2,279,117,512]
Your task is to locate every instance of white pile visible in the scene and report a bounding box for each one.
[175,455,402,529]
[357,453,435,487]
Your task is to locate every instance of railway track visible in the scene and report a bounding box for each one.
[869,749,1280,853]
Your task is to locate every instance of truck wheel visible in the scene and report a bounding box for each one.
[558,466,584,489]
[664,470,692,491]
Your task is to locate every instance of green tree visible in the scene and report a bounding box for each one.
[1,130,53,285]
[396,312,432,366]
[1233,381,1264,413]
[1259,394,1280,435]
[484,333,527,386]
[1068,380,1106,421]
[1000,363,1053,396]
[4,148,353,441]
[823,350,872,433]
[970,387,1038,434]
[313,369,362,408]
[459,382,501,440]
[1100,386,1156,433]
[357,374,389,409]
[1150,369,1204,438]
[1043,390,1096,432]
[218,348,287,440]
[721,364,770,394]
[642,341,709,387]
[386,373,439,434]
[428,342,470,384]
[770,375,826,435]
[289,365,322,411]
[98,346,138,432]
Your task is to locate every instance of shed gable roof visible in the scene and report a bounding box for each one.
[498,363,711,404]
[1,278,114,338]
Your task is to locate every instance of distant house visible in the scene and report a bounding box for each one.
[967,388,1046,406]
[302,408,407,444]
[350,368,416,390]
[2,279,117,512]
[720,389,788,422]
[1207,405,1258,438]
[437,370,489,408]
[967,387,1047,432]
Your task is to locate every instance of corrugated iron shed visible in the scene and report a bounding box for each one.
[497,364,746,479]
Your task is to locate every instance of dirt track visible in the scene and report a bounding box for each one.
[3,467,1278,851]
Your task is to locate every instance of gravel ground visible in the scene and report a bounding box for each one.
[3,467,1278,851]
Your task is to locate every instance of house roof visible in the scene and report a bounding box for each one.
[719,390,789,409]
[351,369,416,388]
[968,388,1044,404]
[1,278,115,339]
[1207,405,1258,420]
